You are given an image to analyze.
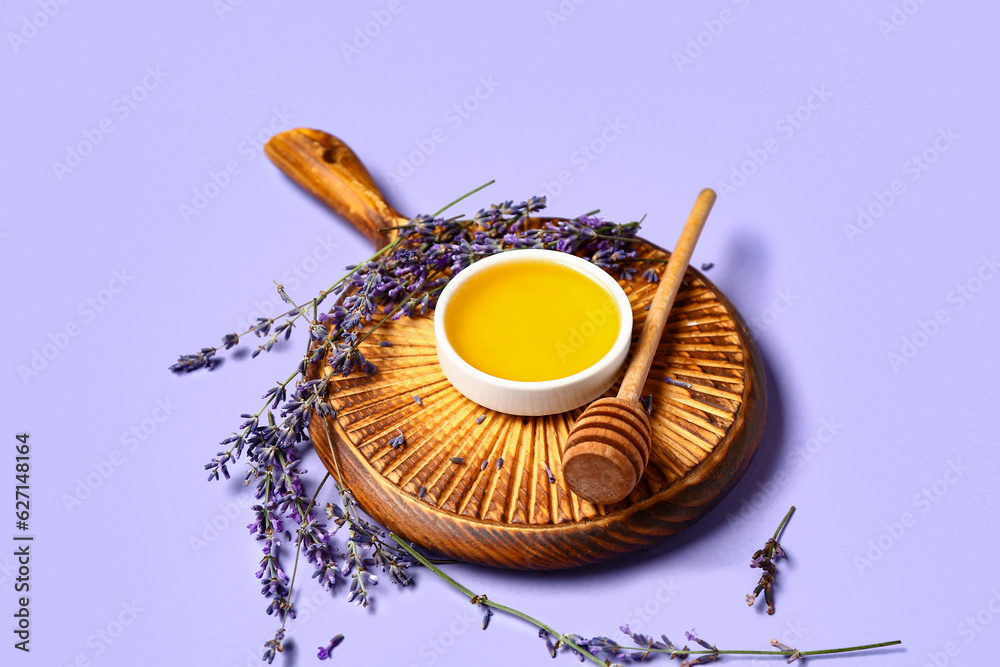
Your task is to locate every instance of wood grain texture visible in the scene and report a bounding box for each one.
[267,129,767,570]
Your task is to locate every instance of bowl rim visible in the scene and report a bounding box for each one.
[433,248,634,394]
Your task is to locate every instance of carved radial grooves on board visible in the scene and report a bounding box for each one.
[306,239,757,567]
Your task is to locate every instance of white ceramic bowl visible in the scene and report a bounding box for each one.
[434,249,633,416]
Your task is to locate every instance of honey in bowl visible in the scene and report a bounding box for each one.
[443,257,621,382]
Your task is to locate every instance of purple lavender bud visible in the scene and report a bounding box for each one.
[476,414,486,424]
[665,376,693,389]
[701,262,714,271]
[496,457,504,470]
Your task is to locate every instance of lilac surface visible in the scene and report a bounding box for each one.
[3,1,999,665]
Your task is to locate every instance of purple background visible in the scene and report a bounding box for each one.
[3,1,998,665]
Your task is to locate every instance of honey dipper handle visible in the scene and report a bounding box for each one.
[264,129,408,249]
[618,188,716,402]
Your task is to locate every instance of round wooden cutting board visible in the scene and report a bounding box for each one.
[266,129,766,570]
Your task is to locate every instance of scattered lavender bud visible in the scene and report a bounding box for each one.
[480,460,489,471]
[317,634,344,660]
[496,457,504,470]
[543,462,556,483]
[665,376,693,389]
[475,414,486,424]
[378,340,393,347]
[640,393,654,416]
[418,485,427,499]
[412,394,423,406]
[388,432,406,449]
[481,607,493,630]
[701,261,714,271]
[449,456,464,464]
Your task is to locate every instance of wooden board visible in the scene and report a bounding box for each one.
[266,129,766,569]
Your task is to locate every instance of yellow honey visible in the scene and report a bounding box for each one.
[443,258,621,382]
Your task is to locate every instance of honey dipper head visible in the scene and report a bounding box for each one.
[562,397,651,505]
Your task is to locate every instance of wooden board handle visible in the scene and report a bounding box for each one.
[264,129,407,249]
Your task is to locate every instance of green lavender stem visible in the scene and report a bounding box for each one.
[613,640,902,658]
[388,533,607,667]
[770,505,795,559]
[389,532,900,666]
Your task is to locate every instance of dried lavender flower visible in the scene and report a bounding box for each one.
[481,606,494,630]
[665,376,693,389]
[317,634,344,660]
[388,432,406,449]
[496,457,504,470]
[701,262,714,271]
[747,506,795,615]
[480,459,489,471]
[640,393,654,416]
[476,414,486,424]
[543,462,556,483]
[412,394,423,406]
[450,456,464,464]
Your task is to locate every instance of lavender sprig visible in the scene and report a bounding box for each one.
[389,534,900,667]
[747,505,795,615]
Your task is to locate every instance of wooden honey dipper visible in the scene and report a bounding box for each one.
[562,188,717,505]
